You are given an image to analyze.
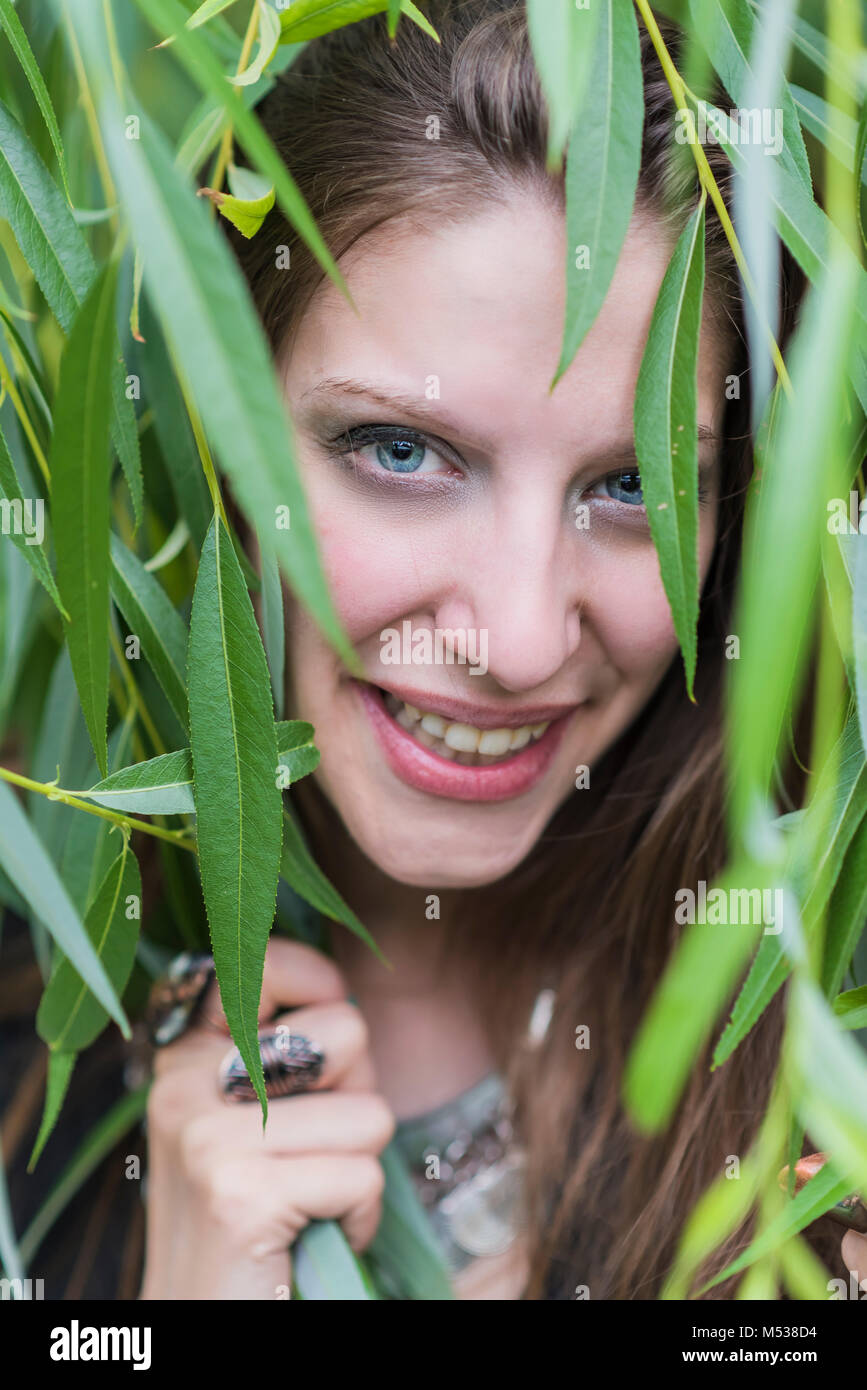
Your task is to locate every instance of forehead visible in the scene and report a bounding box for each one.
[285,190,729,447]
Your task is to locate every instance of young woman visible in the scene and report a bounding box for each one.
[9,0,861,1301]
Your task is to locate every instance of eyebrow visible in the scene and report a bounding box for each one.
[300,377,721,465]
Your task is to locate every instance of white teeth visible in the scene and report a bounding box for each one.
[444,722,481,753]
[382,691,553,764]
[478,728,513,756]
[420,713,447,739]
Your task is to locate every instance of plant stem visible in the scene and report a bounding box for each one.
[0,352,51,486]
[0,766,197,851]
[632,0,793,398]
[210,0,261,195]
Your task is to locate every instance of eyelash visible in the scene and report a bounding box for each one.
[326,423,712,509]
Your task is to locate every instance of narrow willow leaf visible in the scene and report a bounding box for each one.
[661,1156,760,1299]
[387,0,401,39]
[779,1232,837,1302]
[293,1220,376,1300]
[282,807,383,959]
[728,258,861,835]
[787,979,867,1193]
[556,0,642,380]
[0,781,128,1035]
[634,195,706,699]
[0,545,34,723]
[367,1142,454,1299]
[89,85,355,669]
[110,535,189,728]
[82,721,318,814]
[0,0,70,199]
[0,421,64,615]
[0,101,142,522]
[27,1051,75,1172]
[821,812,867,1000]
[856,99,867,253]
[59,717,136,918]
[791,84,858,173]
[29,649,92,865]
[688,0,811,192]
[526,0,599,167]
[714,714,867,1065]
[137,300,212,550]
[37,842,141,1052]
[701,1155,856,1292]
[51,263,118,777]
[834,986,867,1030]
[279,0,430,43]
[0,1132,24,1284]
[777,7,863,101]
[260,547,285,718]
[187,0,241,29]
[19,1087,147,1266]
[188,517,283,1117]
[623,874,763,1132]
[855,532,867,757]
[129,0,346,293]
[229,0,280,87]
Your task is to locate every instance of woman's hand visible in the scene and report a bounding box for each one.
[139,938,395,1300]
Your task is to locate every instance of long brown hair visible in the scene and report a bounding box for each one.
[228,0,838,1300]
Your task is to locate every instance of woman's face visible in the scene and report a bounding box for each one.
[282,190,727,888]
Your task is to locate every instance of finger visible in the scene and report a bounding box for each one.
[153,998,373,1092]
[180,1092,395,1166]
[199,937,348,1035]
[841,1230,867,1288]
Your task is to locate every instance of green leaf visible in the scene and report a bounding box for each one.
[623,868,764,1132]
[81,720,319,814]
[833,985,867,1031]
[88,84,356,668]
[37,841,142,1053]
[293,1220,376,1299]
[188,516,284,1118]
[27,1051,75,1172]
[277,0,391,42]
[0,421,64,616]
[788,978,867,1193]
[634,194,706,700]
[51,263,119,778]
[367,1142,454,1299]
[387,0,401,39]
[556,0,642,380]
[700,1152,856,1292]
[688,0,812,192]
[186,0,242,29]
[728,258,861,835]
[0,780,129,1036]
[19,1087,148,1267]
[856,98,867,253]
[526,0,599,167]
[791,84,858,173]
[229,0,281,87]
[129,0,347,294]
[110,534,189,728]
[714,714,867,1066]
[0,0,70,200]
[282,806,384,961]
[199,166,276,238]
[0,100,142,524]
[260,546,285,718]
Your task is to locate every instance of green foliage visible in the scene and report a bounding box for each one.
[0,0,865,1304]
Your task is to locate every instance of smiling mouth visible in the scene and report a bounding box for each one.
[355,681,577,803]
[380,690,550,766]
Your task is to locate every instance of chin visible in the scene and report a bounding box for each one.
[339,808,546,890]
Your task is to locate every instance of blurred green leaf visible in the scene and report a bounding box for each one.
[293,1219,376,1299]
[0,0,70,199]
[367,1142,454,1299]
[0,422,63,615]
[526,0,599,166]
[282,806,383,960]
[787,978,867,1193]
[27,1050,75,1172]
[833,985,867,1030]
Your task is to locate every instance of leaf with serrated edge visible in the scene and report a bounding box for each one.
[188,517,283,1118]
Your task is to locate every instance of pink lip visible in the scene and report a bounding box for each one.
[366,680,578,730]
[356,682,574,803]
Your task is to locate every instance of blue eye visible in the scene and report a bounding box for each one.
[596,471,644,505]
[374,438,427,473]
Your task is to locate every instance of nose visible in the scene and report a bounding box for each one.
[433,486,584,693]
